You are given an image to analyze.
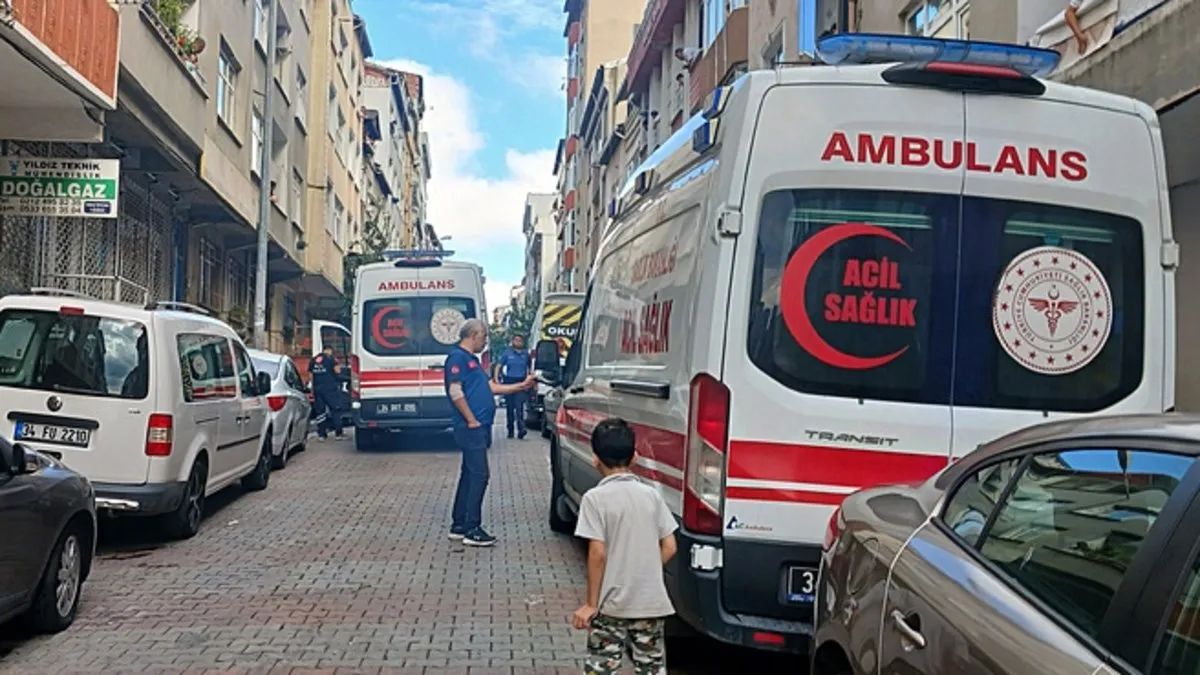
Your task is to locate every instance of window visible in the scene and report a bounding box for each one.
[251,108,264,175]
[294,65,308,128]
[1151,551,1200,674]
[217,44,239,126]
[361,297,477,357]
[906,0,970,39]
[253,0,269,48]
[231,342,257,398]
[290,168,303,225]
[798,0,816,56]
[0,310,149,400]
[251,356,281,379]
[333,196,345,246]
[326,85,338,140]
[942,457,1024,547]
[177,334,236,402]
[746,189,1145,412]
[283,360,304,391]
[198,236,221,308]
[950,449,1192,637]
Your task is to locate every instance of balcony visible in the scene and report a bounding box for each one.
[564,189,577,212]
[7,0,120,106]
[567,77,580,100]
[563,247,576,270]
[566,135,579,159]
[622,0,688,99]
[567,21,582,46]
[689,6,749,112]
[116,1,208,155]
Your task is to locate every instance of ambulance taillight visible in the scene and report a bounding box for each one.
[684,373,729,536]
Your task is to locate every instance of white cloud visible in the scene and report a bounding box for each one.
[395,0,564,97]
[377,59,556,298]
[484,280,515,317]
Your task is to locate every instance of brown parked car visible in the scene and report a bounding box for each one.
[813,413,1200,675]
[0,436,96,633]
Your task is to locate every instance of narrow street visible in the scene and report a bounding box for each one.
[0,420,805,674]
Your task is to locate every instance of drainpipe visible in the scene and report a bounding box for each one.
[252,0,280,349]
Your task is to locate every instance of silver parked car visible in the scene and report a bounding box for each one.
[0,436,96,633]
[248,350,312,470]
[814,413,1200,675]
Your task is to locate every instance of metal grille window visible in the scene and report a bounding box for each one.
[226,252,252,312]
[217,44,239,126]
[198,237,222,309]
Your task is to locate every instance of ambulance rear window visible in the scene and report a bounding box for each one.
[362,297,477,357]
[747,188,1144,412]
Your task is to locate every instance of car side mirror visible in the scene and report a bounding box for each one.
[0,439,27,475]
[534,340,561,372]
[256,372,272,396]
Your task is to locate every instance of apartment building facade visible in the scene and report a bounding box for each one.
[400,72,432,246]
[522,192,558,300]
[575,59,628,286]
[555,0,647,292]
[362,62,408,249]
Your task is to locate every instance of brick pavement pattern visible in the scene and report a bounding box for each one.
[0,424,589,675]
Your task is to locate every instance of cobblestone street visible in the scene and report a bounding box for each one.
[0,422,805,674]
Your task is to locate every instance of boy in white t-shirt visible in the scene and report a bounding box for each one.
[571,418,678,675]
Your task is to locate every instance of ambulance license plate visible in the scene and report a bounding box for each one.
[785,566,817,604]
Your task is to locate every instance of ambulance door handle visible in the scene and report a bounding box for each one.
[427,364,444,370]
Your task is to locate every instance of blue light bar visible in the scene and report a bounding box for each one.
[816,33,1061,78]
[380,248,455,260]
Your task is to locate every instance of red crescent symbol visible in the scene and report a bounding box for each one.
[371,306,406,350]
[779,222,912,371]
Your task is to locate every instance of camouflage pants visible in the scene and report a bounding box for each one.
[584,614,666,675]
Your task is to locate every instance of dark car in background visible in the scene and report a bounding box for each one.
[0,436,96,633]
[813,413,1200,675]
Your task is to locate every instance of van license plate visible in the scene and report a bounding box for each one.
[14,421,91,448]
[786,566,817,604]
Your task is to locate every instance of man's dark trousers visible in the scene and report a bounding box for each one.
[504,386,527,437]
[313,387,343,438]
[450,425,492,534]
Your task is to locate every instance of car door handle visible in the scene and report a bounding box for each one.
[890,610,926,649]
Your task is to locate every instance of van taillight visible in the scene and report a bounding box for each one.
[684,373,728,536]
[350,354,361,400]
[266,395,287,412]
[145,414,173,457]
[824,506,843,551]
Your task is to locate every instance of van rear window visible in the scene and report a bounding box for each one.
[0,309,149,400]
[747,189,1144,412]
[362,297,476,357]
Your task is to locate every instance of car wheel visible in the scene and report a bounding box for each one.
[242,438,272,491]
[549,443,576,535]
[27,522,89,633]
[272,425,292,470]
[160,459,207,540]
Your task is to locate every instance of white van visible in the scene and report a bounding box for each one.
[349,250,489,450]
[0,291,275,539]
[541,35,1176,654]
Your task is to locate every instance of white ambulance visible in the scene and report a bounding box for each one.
[538,34,1176,653]
[349,250,488,450]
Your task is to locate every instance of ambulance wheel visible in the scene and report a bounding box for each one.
[548,444,575,535]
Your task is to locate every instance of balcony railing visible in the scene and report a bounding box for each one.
[141,0,207,87]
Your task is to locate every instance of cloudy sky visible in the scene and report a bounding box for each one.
[354,0,564,313]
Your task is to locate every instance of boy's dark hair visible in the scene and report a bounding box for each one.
[591,418,636,468]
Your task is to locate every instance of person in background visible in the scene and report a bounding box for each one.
[308,344,345,441]
[496,334,532,440]
[445,319,536,547]
[1065,0,1089,54]
[572,418,678,675]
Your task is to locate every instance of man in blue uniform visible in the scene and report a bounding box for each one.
[496,334,533,439]
[445,319,536,547]
[308,345,345,440]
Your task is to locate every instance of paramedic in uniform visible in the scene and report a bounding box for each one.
[496,334,532,439]
[444,319,536,547]
[309,344,345,440]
